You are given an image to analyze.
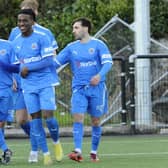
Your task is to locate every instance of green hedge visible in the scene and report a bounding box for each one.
[1,0,168,47]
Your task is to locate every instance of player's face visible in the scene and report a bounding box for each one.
[72,22,87,40]
[17,14,34,36]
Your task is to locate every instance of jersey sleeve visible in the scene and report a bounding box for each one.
[8,27,20,41]
[40,35,54,58]
[97,40,113,65]
[23,56,53,71]
[55,45,71,66]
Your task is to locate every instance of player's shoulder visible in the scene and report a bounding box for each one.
[0,39,12,46]
[34,23,52,34]
[33,31,51,44]
[91,37,108,48]
[67,40,80,47]
[33,30,46,37]
[0,39,13,51]
[11,26,20,32]
[91,37,105,44]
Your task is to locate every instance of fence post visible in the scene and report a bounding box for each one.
[113,56,127,125]
[129,55,136,134]
[121,58,127,125]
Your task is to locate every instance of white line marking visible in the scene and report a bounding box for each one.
[11,151,168,160]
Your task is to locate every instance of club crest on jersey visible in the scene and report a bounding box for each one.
[0,49,6,56]
[89,48,95,55]
[31,43,38,49]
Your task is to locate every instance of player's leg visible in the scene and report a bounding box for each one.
[90,117,101,162]
[24,91,52,165]
[41,87,63,161]
[6,109,14,129]
[68,115,84,162]
[16,109,30,135]
[89,83,108,162]
[15,90,31,136]
[15,91,39,163]
[44,113,63,161]
[6,89,15,129]
[0,88,13,164]
[68,89,87,162]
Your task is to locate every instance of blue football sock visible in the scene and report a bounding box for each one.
[20,121,30,136]
[2,128,4,135]
[73,122,83,151]
[46,117,59,143]
[30,132,38,151]
[0,128,8,151]
[7,110,14,122]
[91,126,102,151]
[30,119,48,153]
[29,121,38,151]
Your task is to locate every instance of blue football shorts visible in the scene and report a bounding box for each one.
[0,87,13,121]
[13,89,26,110]
[71,82,108,117]
[23,86,56,114]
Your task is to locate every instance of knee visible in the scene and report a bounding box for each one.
[17,119,27,125]
[31,111,42,119]
[91,117,100,126]
[73,114,84,123]
[42,110,54,119]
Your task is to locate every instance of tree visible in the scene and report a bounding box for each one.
[0,0,167,44]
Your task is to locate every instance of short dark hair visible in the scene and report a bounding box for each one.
[18,8,36,21]
[72,17,92,33]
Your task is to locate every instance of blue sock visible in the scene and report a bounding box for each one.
[29,122,38,151]
[73,122,83,151]
[7,110,14,122]
[2,128,4,135]
[30,119,48,153]
[0,128,8,151]
[46,117,59,142]
[30,132,38,151]
[91,126,102,151]
[20,121,30,136]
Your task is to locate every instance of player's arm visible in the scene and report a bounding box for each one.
[53,45,71,70]
[0,60,19,73]
[20,56,53,78]
[21,34,55,77]
[23,56,53,71]
[90,40,113,85]
[98,62,112,78]
[90,62,112,85]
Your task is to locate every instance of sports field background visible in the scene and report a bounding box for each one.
[4,135,168,168]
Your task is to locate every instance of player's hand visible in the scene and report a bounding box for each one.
[90,74,101,85]
[21,67,29,78]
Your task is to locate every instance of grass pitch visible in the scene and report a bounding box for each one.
[3,135,168,168]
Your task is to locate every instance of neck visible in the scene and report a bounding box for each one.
[80,34,91,43]
[22,29,33,37]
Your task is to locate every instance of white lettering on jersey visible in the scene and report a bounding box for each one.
[44,47,53,52]
[79,61,97,67]
[102,54,111,59]
[23,56,41,63]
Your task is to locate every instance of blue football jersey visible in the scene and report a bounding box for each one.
[12,31,55,92]
[56,37,112,89]
[0,39,14,89]
[9,23,58,49]
[9,23,59,87]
